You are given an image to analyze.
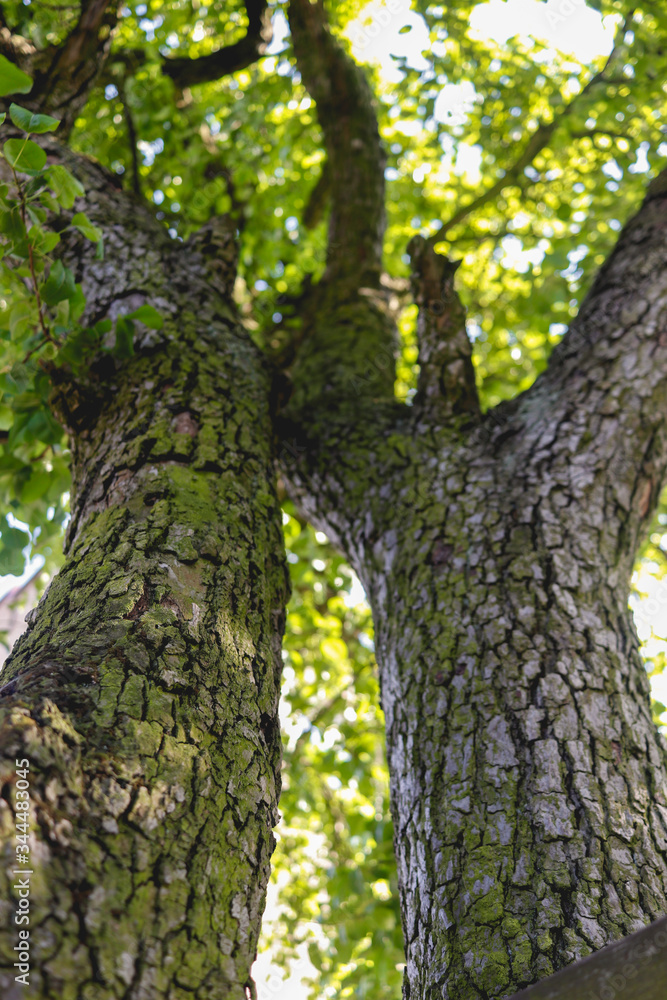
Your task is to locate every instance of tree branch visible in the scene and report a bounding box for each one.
[507,913,667,1000]
[15,0,120,127]
[428,121,561,245]
[408,235,480,423]
[273,0,397,471]
[162,0,273,88]
[486,159,667,578]
[288,0,386,290]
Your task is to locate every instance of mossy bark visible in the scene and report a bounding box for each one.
[1,5,666,996]
[282,9,667,990]
[365,420,667,999]
[283,389,667,999]
[0,155,288,999]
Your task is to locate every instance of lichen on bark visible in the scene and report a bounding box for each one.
[0,152,288,999]
[280,4,667,998]
[1,3,667,998]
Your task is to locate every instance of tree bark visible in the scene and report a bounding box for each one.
[507,912,667,1000]
[365,413,667,999]
[282,181,667,999]
[282,4,667,997]
[0,153,288,999]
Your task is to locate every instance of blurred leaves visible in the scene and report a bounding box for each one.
[630,487,667,733]
[262,505,404,999]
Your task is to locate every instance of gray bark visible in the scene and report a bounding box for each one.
[508,912,667,1000]
[0,152,288,999]
[282,4,667,996]
[1,4,666,998]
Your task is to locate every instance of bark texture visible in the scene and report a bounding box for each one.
[368,413,667,999]
[507,911,667,1000]
[0,153,288,999]
[282,4,667,997]
[285,370,667,998]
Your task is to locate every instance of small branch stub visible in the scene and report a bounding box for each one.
[408,235,480,423]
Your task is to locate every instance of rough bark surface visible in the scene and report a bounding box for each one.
[282,180,667,1000]
[282,4,667,997]
[367,416,667,999]
[507,912,667,1000]
[0,153,288,999]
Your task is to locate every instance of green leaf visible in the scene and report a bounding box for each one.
[0,455,25,473]
[126,304,164,330]
[0,55,32,97]
[28,227,60,254]
[0,529,28,575]
[38,191,60,213]
[0,206,28,257]
[8,300,32,338]
[3,138,47,173]
[23,175,48,199]
[27,204,47,227]
[41,259,76,306]
[69,283,86,322]
[23,408,62,445]
[19,470,53,503]
[57,331,85,367]
[114,316,135,358]
[8,103,60,134]
[46,164,84,209]
[0,113,5,126]
[70,211,103,243]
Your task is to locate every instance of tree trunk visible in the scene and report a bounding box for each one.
[285,395,667,998]
[0,154,288,999]
[508,912,667,1000]
[282,177,667,999]
[365,422,667,999]
[282,6,667,994]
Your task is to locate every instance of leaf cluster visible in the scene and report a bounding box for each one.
[0,60,161,575]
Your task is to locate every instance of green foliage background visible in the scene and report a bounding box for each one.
[1,0,667,995]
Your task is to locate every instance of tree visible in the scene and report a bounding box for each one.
[0,1,666,998]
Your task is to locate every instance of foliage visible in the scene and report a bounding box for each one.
[0,77,97,576]
[0,0,666,993]
[264,505,404,998]
[0,63,165,577]
[631,497,667,732]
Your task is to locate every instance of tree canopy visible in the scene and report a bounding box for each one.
[0,1,666,996]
